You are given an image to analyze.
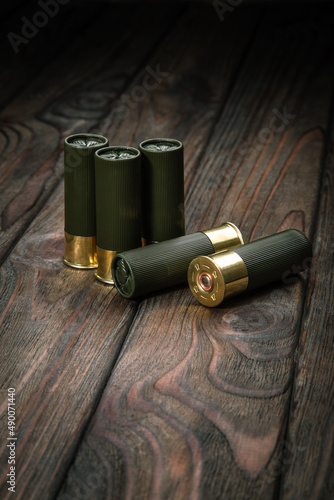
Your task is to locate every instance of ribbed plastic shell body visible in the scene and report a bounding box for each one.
[94,147,142,251]
[233,229,312,291]
[112,232,215,298]
[64,134,108,236]
[139,138,185,242]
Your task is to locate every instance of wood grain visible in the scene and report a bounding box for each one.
[92,5,259,180]
[0,182,140,500]
[0,2,182,265]
[0,5,186,499]
[277,118,334,498]
[57,5,334,500]
[0,5,260,500]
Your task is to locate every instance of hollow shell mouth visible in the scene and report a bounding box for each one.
[67,136,106,147]
[99,150,137,160]
[141,139,181,152]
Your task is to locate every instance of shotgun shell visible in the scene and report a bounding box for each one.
[111,222,243,298]
[94,146,142,284]
[63,133,109,269]
[188,229,312,307]
[139,138,185,245]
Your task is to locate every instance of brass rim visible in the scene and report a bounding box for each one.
[95,247,117,285]
[95,273,115,285]
[188,251,248,307]
[63,232,98,269]
[63,257,97,270]
[203,222,244,253]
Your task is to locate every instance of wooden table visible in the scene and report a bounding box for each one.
[1,1,333,499]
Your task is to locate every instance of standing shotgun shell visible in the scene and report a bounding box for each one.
[188,229,312,307]
[111,222,243,298]
[94,146,142,284]
[139,138,185,245]
[63,133,109,269]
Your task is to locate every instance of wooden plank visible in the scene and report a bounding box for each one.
[91,6,258,178]
[278,117,334,498]
[57,6,334,500]
[0,2,181,266]
[0,5,259,500]
[0,184,139,499]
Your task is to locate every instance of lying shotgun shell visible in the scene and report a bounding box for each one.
[111,222,244,298]
[188,229,312,307]
[139,138,185,245]
[94,146,142,284]
[63,133,109,269]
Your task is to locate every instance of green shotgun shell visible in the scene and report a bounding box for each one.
[94,146,142,284]
[111,222,244,298]
[139,138,185,244]
[63,133,109,269]
[188,229,312,307]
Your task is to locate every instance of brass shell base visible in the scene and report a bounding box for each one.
[63,232,97,269]
[188,250,249,307]
[203,222,244,252]
[95,247,117,284]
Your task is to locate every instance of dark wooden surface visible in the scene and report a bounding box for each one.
[0,2,333,499]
